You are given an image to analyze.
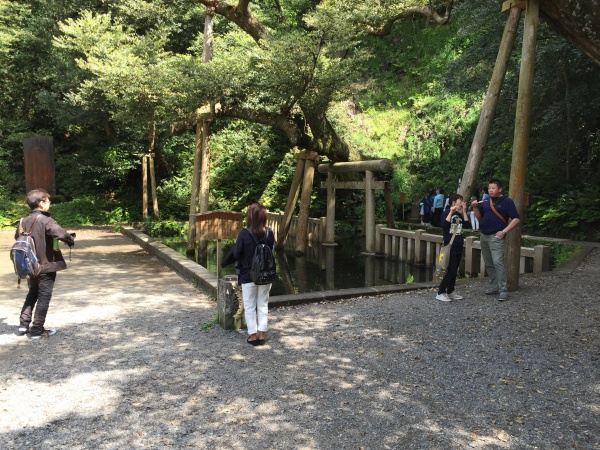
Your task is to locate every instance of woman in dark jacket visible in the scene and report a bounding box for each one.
[436,193,471,302]
[233,203,275,346]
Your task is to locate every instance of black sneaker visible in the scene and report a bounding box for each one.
[17,326,29,336]
[30,329,57,340]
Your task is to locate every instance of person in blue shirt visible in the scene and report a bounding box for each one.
[436,193,471,302]
[432,188,445,226]
[232,203,275,346]
[472,179,521,301]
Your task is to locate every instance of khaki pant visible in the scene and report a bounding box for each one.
[480,233,507,293]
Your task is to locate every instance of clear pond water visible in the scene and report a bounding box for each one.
[164,235,445,296]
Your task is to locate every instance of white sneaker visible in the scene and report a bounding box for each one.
[436,293,451,302]
[448,292,463,300]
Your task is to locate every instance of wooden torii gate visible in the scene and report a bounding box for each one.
[318,159,394,254]
[458,0,539,292]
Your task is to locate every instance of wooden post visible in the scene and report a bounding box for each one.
[148,154,159,219]
[459,6,522,199]
[276,154,306,249]
[384,186,394,227]
[507,0,539,292]
[23,136,55,194]
[363,170,375,254]
[295,156,317,255]
[142,155,148,220]
[323,170,338,245]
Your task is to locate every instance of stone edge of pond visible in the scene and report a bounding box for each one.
[120,226,218,297]
[120,226,596,306]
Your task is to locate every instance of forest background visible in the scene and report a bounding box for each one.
[0,0,599,241]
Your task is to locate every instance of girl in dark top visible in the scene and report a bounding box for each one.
[233,203,275,346]
[436,193,471,302]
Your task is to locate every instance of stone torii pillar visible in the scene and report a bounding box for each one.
[318,159,393,254]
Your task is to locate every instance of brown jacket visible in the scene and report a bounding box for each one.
[15,210,75,274]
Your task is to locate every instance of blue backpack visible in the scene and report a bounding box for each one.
[10,217,41,287]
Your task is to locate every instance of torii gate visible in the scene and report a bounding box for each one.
[318,159,393,254]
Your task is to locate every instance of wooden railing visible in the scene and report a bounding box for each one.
[268,212,327,244]
[376,225,550,276]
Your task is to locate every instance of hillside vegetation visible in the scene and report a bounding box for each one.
[0,1,598,240]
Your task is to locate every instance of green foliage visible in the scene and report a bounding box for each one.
[49,197,132,226]
[0,0,598,243]
[142,220,187,238]
[0,198,29,228]
[526,188,600,241]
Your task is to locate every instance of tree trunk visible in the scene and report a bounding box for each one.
[507,0,540,292]
[186,122,203,252]
[295,157,316,255]
[200,119,211,213]
[459,6,521,200]
[187,7,215,253]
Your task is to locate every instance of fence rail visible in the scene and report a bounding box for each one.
[264,215,551,277]
[376,225,550,276]
[268,212,326,244]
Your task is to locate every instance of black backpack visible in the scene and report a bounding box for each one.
[248,229,276,285]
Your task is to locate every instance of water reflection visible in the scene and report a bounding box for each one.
[164,236,441,296]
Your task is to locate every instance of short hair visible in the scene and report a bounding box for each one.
[489,179,502,189]
[447,193,463,206]
[246,203,268,235]
[26,189,50,210]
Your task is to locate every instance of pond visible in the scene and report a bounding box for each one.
[163,235,445,296]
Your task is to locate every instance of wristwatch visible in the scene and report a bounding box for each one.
[501,230,506,235]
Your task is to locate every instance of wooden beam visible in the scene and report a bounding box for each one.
[320,181,387,190]
[502,0,526,13]
[317,159,392,174]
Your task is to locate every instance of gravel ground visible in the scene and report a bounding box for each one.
[0,227,599,449]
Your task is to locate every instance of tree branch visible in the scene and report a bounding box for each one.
[367,0,454,36]
[196,0,270,43]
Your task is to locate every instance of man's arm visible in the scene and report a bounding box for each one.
[495,217,520,239]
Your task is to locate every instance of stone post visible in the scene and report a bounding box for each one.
[218,275,245,330]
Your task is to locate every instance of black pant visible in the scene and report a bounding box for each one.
[432,209,443,227]
[20,272,56,336]
[438,252,462,295]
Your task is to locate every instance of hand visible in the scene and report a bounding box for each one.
[471,200,479,208]
[495,231,505,239]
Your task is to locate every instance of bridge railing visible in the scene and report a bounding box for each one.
[267,212,326,244]
[376,225,550,276]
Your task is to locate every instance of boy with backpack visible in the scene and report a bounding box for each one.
[13,189,75,339]
[232,203,275,346]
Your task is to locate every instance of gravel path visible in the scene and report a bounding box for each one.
[1,228,599,449]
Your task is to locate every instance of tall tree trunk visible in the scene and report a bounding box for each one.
[200,119,211,213]
[186,7,215,252]
[507,0,540,292]
[459,6,521,199]
[563,57,571,182]
[186,122,203,252]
